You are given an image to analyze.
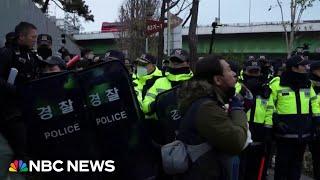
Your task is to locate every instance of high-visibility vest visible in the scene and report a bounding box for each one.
[265,77,320,140]
[247,95,273,142]
[142,71,193,118]
[133,67,162,106]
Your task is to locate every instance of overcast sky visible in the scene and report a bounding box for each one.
[49,0,320,32]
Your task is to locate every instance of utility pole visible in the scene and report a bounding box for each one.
[218,0,221,22]
[167,1,171,56]
[249,0,252,25]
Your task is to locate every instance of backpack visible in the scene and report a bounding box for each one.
[160,97,212,175]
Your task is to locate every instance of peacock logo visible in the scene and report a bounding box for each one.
[9,160,28,173]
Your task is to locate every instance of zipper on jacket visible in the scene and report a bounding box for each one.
[295,90,302,140]
[249,96,256,123]
[295,90,301,114]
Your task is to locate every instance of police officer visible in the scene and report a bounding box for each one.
[133,54,163,106]
[2,32,16,49]
[141,49,193,179]
[272,58,285,77]
[39,56,66,78]
[104,49,125,63]
[241,60,273,180]
[161,58,169,73]
[239,56,256,82]
[308,61,320,179]
[228,59,243,94]
[142,49,193,116]
[152,53,194,145]
[37,34,53,60]
[0,81,14,179]
[228,59,253,112]
[266,55,320,180]
[0,22,39,171]
[258,55,273,81]
[0,22,39,85]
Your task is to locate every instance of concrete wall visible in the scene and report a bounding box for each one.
[0,0,80,55]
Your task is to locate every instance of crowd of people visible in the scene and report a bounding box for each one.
[0,21,319,180]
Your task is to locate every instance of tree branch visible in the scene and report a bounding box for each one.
[277,0,290,56]
[182,9,192,27]
[295,1,307,31]
[277,0,287,31]
[175,2,192,16]
[51,0,64,10]
[291,0,296,28]
[41,0,50,13]
[174,0,185,15]
[165,0,181,12]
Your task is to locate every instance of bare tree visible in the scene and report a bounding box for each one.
[188,0,199,70]
[64,13,82,33]
[275,0,318,57]
[157,0,190,65]
[118,0,190,63]
[117,0,160,61]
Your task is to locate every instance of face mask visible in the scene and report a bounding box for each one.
[292,71,308,79]
[37,47,52,60]
[137,66,148,77]
[244,75,263,91]
[166,67,190,75]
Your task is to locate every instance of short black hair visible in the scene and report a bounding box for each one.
[15,22,37,36]
[194,55,224,83]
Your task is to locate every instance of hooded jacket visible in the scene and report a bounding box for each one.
[178,80,248,179]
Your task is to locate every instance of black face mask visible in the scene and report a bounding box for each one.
[37,47,52,60]
[243,75,263,92]
[166,67,190,75]
[280,71,310,90]
[290,71,309,82]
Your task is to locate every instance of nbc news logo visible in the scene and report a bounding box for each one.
[9,160,28,173]
[8,160,115,173]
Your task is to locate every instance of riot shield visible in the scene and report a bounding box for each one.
[21,72,94,161]
[154,86,183,145]
[77,61,141,178]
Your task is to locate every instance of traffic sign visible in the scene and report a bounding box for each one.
[146,20,166,36]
